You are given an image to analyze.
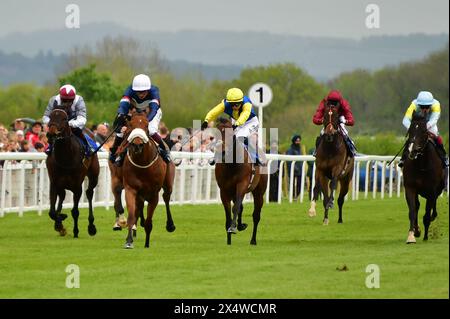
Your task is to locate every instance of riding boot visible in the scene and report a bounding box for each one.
[151,133,172,163]
[72,127,91,157]
[313,136,321,156]
[398,148,408,168]
[436,143,449,167]
[344,135,357,157]
[109,135,123,163]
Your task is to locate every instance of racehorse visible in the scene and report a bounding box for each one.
[214,118,268,245]
[120,111,176,249]
[308,104,354,225]
[402,112,445,243]
[46,107,100,237]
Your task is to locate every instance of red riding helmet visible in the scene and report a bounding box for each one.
[59,84,76,100]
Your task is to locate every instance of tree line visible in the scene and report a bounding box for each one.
[0,37,447,154]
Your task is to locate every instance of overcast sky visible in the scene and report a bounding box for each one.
[1,0,448,38]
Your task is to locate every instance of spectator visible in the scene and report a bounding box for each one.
[159,123,174,149]
[34,142,45,152]
[25,122,43,147]
[16,130,25,143]
[12,119,26,132]
[286,134,305,200]
[19,140,32,152]
[94,123,109,145]
[38,132,49,149]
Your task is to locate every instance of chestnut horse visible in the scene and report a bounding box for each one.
[308,104,354,225]
[214,118,268,245]
[121,111,176,249]
[46,108,100,237]
[402,112,445,243]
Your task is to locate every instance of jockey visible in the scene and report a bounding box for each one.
[399,91,448,168]
[201,87,264,166]
[42,84,92,156]
[109,74,171,166]
[312,90,356,157]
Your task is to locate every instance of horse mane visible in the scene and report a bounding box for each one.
[217,117,232,127]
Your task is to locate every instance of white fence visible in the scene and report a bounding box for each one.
[0,152,448,216]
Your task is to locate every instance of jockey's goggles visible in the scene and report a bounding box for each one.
[229,102,242,107]
[419,104,431,109]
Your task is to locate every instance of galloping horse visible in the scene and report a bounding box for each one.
[121,111,176,249]
[46,107,100,237]
[402,112,445,244]
[214,118,268,245]
[308,104,354,225]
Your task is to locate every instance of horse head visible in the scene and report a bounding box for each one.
[47,108,71,144]
[322,103,340,142]
[216,117,234,155]
[407,111,429,160]
[127,111,149,155]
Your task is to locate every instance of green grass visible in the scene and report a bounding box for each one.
[0,196,448,299]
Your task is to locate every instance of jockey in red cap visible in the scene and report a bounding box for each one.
[312,90,356,157]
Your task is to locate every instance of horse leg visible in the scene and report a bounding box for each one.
[250,188,264,245]
[308,177,321,217]
[405,187,417,244]
[135,197,144,237]
[423,197,435,241]
[49,184,66,235]
[237,203,247,231]
[55,188,67,236]
[124,189,137,249]
[318,174,330,225]
[86,170,98,236]
[163,181,176,233]
[414,194,421,237]
[328,177,337,209]
[71,187,82,238]
[144,192,159,248]
[112,184,125,231]
[337,176,351,224]
[431,201,438,221]
[229,184,247,234]
[220,189,233,245]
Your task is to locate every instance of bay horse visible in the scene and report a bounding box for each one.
[214,118,268,245]
[121,111,176,249]
[308,104,354,225]
[46,108,100,237]
[402,112,445,244]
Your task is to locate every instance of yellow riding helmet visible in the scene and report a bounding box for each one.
[226,88,244,103]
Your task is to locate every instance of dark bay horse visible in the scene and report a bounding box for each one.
[46,108,100,237]
[308,104,354,225]
[121,112,176,249]
[403,112,445,244]
[214,118,268,245]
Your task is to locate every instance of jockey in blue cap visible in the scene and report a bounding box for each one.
[109,74,171,166]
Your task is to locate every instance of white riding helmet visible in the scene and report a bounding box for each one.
[416,91,434,106]
[132,74,151,91]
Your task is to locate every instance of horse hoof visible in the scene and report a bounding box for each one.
[227,226,237,234]
[124,242,134,249]
[423,237,428,241]
[59,228,67,236]
[166,224,176,233]
[118,217,127,228]
[414,230,421,238]
[308,209,316,217]
[338,219,343,224]
[250,240,257,245]
[88,225,97,236]
[323,219,329,226]
[113,224,122,231]
[406,231,416,244]
[237,223,248,231]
